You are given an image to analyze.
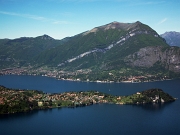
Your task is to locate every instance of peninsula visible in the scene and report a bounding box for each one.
[0,86,175,114]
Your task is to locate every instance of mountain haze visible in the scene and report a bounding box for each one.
[161,31,180,47]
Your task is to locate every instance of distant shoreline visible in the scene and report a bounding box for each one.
[0,74,177,84]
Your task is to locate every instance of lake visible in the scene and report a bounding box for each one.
[0,75,180,135]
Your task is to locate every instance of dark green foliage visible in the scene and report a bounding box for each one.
[120,88,175,104]
[141,88,175,102]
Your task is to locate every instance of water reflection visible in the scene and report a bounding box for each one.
[1,107,62,120]
[0,101,175,120]
[134,102,174,111]
[0,110,39,120]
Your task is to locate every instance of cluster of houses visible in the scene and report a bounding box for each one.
[0,68,27,75]
[0,87,26,105]
[37,91,109,107]
[0,85,114,109]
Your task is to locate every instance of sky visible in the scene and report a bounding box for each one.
[0,0,180,39]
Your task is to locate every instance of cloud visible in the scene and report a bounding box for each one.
[0,11,47,21]
[157,18,167,25]
[0,11,70,24]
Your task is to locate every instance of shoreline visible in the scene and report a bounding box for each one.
[0,73,176,84]
[0,74,177,84]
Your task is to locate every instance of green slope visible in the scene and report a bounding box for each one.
[34,21,168,70]
[0,35,64,68]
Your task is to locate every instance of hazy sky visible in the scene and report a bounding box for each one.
[0,0,179,39]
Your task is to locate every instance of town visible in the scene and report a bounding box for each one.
[0,85,120,114]
[0,67,173,83]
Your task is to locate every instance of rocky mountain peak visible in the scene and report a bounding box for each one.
[83,21,143,36]
[101,21,133,30]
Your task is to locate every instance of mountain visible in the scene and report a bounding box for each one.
[35,21,168,68]
[0,21,180,81]
[161,31,180,47]
[0,35,64,68]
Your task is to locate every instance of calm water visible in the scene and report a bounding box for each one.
[0,75,180,135]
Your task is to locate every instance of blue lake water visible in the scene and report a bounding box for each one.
[0,75,180,135]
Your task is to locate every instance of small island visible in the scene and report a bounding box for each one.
[0,85,176,114]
